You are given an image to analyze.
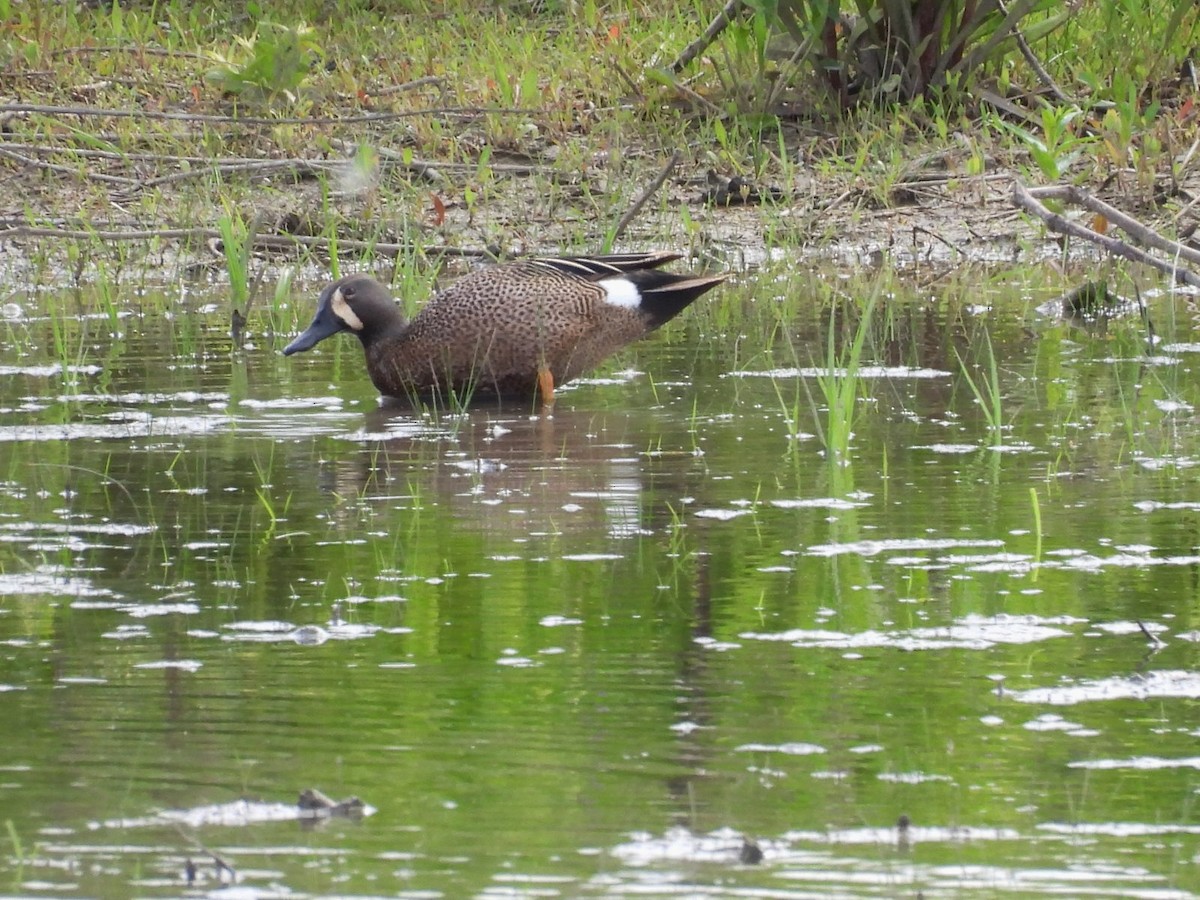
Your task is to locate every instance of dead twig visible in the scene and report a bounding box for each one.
[363,142,549,177]
[1013,181,1200,288]
[661,76,727,118]
[0,141,203,163]
[133,158,332,191]
[671,0,744,73]
[0,146,140,186]
[997,0,1071,103]
[611,150,682,243]
[0,223,494,259]
[973,86,1042,128]
[0,102,543,127]
[608,59,645,103]
[52,45,211,61]
[0,141,549,180]
[370,75,444,96]
[174,825,237,885]
[889,173,1013,189]
[912,224,966,258]
[1136,620,1166,648]
[4,225,221,241]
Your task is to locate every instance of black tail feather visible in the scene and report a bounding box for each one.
[630,271,727,329]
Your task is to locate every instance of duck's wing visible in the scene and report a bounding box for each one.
[525,252,683,280]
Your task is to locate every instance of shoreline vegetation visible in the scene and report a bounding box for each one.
[0,1,1198,292]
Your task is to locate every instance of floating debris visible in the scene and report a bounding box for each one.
[298,788,368,819]
[739,837,763,864]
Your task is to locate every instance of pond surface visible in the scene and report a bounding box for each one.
[2,266,1200,898]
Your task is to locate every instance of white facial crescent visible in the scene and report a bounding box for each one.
[330,287,365,331]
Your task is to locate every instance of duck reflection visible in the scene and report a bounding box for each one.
[318,402,700,540]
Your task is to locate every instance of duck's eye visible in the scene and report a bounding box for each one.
[342,286,356,301]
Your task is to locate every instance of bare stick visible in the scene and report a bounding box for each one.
[174,825,237,883]
[371,75,444,96]
[134,159,332,190]
[997,0,1070,102]
[973,87,1041,127]
[362,141,549,177]
[0,146,139,185]
[53,45,210,61]
[662,77,726,117]
[611,150,682,242]
[1136,620,1166,647]
[1,223,492,259]
[1012,181,1200,288]
[3,225,218,241]
[1023,183,1200,268]
[0,102,543,127]
[250,235,493,259]
[671,0,744,73]
[0,141,548,177]
[608,59,645,102]
[912,224,966,258]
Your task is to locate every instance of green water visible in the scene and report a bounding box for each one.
[1,269,1199,898]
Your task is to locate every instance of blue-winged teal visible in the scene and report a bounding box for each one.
[284,251,725,404]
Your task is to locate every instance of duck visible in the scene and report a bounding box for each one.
[283,251,725,405]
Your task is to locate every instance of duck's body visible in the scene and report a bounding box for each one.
[284,252,725,404]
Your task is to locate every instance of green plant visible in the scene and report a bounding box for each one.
[207,20,322,104]
[217,205,265,347]
[267,267,297,338]
[217,207,252,308]
[813,290,877,466]
[1029,486,1042,578]
[955,328,1004,446]
[994,103,1089,181]
[751,0,1065,105]
[5,818,24,884]
[1097,81,1164,191]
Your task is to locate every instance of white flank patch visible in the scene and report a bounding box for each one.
[599,277,642,309]
[331,287,364,330]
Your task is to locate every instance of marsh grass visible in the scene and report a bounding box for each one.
[956,327,1005,446]
[4,818,24,876]
[266,267,299,338]
[216,206,262,345]
[1029,486,1043,578]
[813,290,878,465]
[206,20,322,106]
[5,0,1191,250]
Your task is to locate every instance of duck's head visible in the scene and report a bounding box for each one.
[283,274,401,355]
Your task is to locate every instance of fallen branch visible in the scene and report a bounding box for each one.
[0,146,140,186]
[3,225,218,241]
[0,102,542,127]
[1012,181,1200,288]
[611,150,681,242]
[1025,183,1200,267]
[0,140,552,180]
[608,59,645,103]
[0,223,494,259]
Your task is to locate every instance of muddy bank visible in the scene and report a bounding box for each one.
[0,117,1082,284]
